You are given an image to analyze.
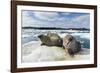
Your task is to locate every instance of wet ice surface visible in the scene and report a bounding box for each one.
[22,41,90,63]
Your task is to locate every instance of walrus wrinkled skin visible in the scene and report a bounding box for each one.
[63,35,81,56]
[38,33,63,47]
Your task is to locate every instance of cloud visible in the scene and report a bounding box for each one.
[61,12,71,16]
[72,14,90,28]
[22,11,33,27]
[33,11,60,21]
[22,11,54,27]
[22,11,90,28]
[22,11,48,27]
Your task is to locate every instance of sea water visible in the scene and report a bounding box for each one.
[22,29,90,49]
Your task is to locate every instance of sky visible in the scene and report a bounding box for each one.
[22,10,90,28]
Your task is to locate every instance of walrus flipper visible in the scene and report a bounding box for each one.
[41,43,45,46]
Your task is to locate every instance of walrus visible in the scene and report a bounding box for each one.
[63,35,81,57]
[38,33,63,47]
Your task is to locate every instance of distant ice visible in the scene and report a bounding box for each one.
[71,33,90,39]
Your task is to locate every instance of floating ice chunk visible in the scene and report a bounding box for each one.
[22,34,31,38]
[71,33,90,39]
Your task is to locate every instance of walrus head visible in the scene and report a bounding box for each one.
[38,34,49,43]
[63,35,74,46]
[38,34,46,41]
[63,35,81,57]
[38,34,43,39]
[66,35,73,41]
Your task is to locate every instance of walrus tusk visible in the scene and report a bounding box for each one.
[64,48,69,56]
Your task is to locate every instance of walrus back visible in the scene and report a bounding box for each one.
[38,33,63,47]
[67,41,81,56]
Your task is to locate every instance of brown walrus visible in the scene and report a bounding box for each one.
[38,33,63,47]
[63,35,81,56]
